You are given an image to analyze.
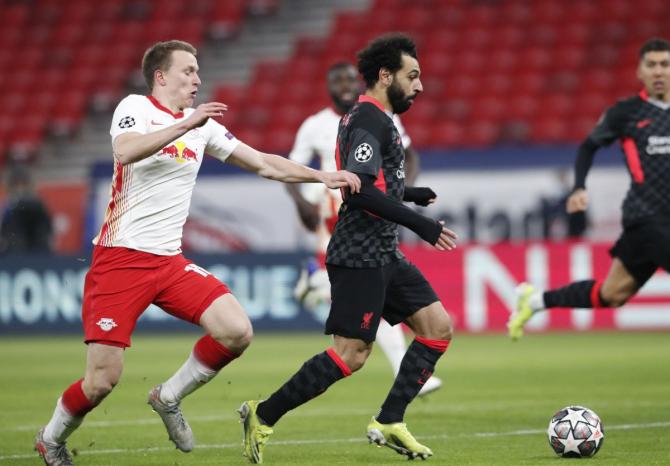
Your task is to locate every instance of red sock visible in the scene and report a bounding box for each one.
[61,379,96,417]
[193,335,240,371]
[414,336,451,353]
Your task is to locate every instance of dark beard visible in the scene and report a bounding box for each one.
[330,93,356,114]
[387,82,413,114]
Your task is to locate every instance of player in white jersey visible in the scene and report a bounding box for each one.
[35,40,360,466]
[286,63,441,397]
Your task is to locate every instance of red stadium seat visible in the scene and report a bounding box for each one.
[0,26,24,48]
[209,1,246,39]
[512,72,547,95]
[499,2,531,25]
[428,121,466,148]
[262,127,296,154]
[470,96,507,122]
[15,47,45,70]
[531,117,570,144]
[268,105,310,133]
[402,121,430,148]
[466,120,500,147]
[294,36,327,58]
[149,0,183,20]
[2,3,30,27]
[214,85,245,110]
[489,50,518,72]
[25,92,58,116]
[2,0,668,158]
[504,94,540,120]
[581,69,617,94]
[480,75,514,96]
[0,115,15,140]
[436,98,472,122]
[51,91,89,136]
[517,47,552,71]
[68,65,98,93]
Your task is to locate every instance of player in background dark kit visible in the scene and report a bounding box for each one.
[508,37,670,340]
[240,33,458,463]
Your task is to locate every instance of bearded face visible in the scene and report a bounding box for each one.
[386,79,415,114]
[386,53,422,114]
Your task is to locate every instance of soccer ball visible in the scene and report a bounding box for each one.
[547,406,604,458]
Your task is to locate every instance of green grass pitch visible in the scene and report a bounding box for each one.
[1,331,669,465]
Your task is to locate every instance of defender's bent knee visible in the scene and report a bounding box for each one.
[212,323,253,353]
[438,313,454,340]
[83,373,119,404]
[201,294,254,353]
[84,342,123,404]
[602,292,630,308]
[332,337,372,373]
[600,284,636,308]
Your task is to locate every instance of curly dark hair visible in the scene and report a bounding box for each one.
[356,33,417,89]
[639,37,670,59]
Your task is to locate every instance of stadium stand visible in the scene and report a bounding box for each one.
[0,0,280,168]
[1,0,668,171]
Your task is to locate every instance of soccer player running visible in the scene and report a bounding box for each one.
[286,61,442,396]
[508,37,670,340]
[34,40,360,466]
[240,33,457,463]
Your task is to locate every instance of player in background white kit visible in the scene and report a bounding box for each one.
[34,40,360,466]
[286,63,442,397]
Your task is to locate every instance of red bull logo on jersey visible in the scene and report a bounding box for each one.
[160,140,198,163]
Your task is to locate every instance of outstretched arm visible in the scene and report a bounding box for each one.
[567,136,600,213]
[346,175,457,250]
[572,137,599,191]
[227,142,361,192]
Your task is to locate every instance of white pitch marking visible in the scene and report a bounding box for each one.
[2,421,668,461]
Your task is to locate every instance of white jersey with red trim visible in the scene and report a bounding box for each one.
[289,107,411,205]
[93,94,240,255]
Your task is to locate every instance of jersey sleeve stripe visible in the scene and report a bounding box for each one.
[96,161,125,246]
[109,164,133,244]
[373,167,387,193]
[621,137,645,183]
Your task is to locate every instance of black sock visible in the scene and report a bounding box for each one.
[377,339,445,424]
[543,280,604,308]
[256,350,350,426]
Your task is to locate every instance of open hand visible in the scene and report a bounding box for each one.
[323,170,361,193]
[434,221,458,251]
[185,102,228,129]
